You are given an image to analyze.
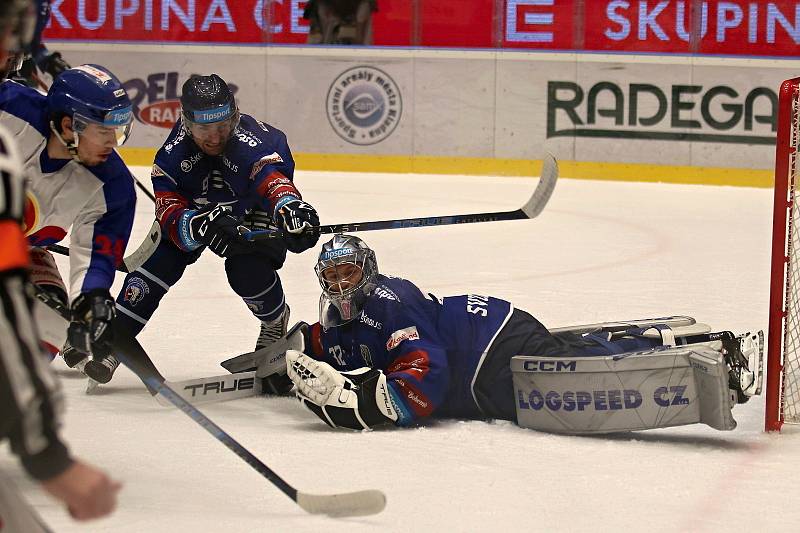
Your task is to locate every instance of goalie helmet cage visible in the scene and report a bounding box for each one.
[767,77,800,432]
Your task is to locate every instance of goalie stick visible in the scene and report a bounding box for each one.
[152,325,304,406]
[33,286,386,517]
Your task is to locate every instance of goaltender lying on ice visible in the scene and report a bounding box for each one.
[216,234,764,435]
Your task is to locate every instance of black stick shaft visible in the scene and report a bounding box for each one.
[34,286,301,504]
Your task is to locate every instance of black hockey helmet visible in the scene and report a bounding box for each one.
[180,74,239,129]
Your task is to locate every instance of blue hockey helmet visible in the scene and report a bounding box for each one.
[47,64,133,147]
[180,74,239,131]
[316,234,379,328]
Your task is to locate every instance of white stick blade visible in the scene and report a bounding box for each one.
[154,373,261,406]
[522,153,559,218]
[123,220,161,272]
[296,489,387,517]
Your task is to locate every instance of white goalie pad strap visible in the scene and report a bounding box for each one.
[511,343,736,434]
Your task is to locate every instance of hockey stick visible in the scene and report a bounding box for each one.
[319,152,558,234]
[153,371,262,406]
[154,325,303,406]
[47,219,161,274]
[239,153,559,241]
[46,175,160,272]
[33,287,387,517]
[48,154,557,269]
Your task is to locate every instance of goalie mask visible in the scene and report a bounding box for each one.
[316,234,378,328]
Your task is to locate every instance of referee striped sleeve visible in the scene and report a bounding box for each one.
[0,273,72,480]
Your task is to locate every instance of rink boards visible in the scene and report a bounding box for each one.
[53,43,800,186]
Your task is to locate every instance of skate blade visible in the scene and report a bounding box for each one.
[86,378,100,394]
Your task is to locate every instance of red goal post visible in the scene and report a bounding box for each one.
[767,77,800,431]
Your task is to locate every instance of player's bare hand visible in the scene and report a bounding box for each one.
[41,460,122,521]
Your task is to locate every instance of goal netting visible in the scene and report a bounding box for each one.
[767,77,800,431]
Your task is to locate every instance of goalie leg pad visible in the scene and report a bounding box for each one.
[511,343,737,434]
[286,350,398,430]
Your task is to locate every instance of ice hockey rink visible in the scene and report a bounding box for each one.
[3,165,799,532]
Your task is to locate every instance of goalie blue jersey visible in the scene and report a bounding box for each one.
[306,274,514,425]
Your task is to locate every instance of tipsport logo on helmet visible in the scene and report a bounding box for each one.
[326,66,402,146]
[123,72,238,129]
[320,248,354,260]
[190,103,233,124]
[103,107,133,126]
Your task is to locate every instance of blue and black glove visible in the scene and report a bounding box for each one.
[181,204,249,257]
[275,199,320,253]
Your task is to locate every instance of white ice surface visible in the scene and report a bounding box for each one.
[3,167,799,532]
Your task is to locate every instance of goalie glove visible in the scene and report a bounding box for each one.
[286,350,398,430]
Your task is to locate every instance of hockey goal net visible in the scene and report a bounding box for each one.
[767,77,800,431]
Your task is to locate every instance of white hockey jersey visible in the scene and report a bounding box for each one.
[0,80,136,299]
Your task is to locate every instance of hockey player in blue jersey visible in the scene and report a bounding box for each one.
[110,74,320,386]
[284,234,762,432]
[0,63,137,383]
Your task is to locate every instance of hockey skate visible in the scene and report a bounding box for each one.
[256,305,290,351]
[721,330,764,404]
[83,355,120,384]
[60,339,88,368]
[254,305,292,394]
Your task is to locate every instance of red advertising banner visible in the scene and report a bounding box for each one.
[44,0,800,56]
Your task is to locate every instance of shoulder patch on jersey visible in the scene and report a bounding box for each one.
[249,152,284,181]
[386,326,420,351]
[123,277,150,307]
[164,125,187,153]
[374,286,398,301]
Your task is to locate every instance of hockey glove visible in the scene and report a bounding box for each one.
[38,51,71,79]
[184,204,249,257]
[275,199,320,254]
[286,350,398,430]
[67,289,116,359]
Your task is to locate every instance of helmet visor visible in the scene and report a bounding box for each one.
[73,106,133,147]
